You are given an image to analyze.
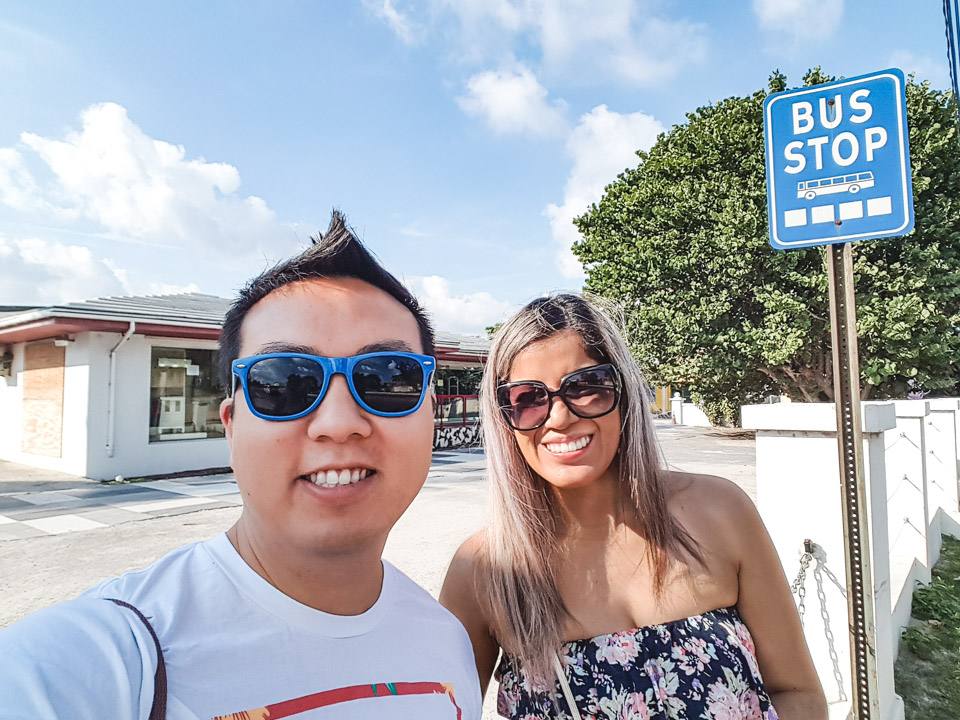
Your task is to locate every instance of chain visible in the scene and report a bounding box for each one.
[789,540,847,701]
[815,564,847,701]
[790,551,812,626]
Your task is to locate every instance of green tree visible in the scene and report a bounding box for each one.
[574,69,960,425]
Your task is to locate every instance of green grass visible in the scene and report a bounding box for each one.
[895,534,960,717]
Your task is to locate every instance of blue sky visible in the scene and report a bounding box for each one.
[0,1,952,334]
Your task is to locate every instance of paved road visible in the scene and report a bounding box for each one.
[0,450,487,542]
[0,448,490,627]
[0,424,755,718]
[655,421,757,497]
[1,423,756,623]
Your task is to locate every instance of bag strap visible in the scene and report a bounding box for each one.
[107,598,167,720]
[552,653,582,720]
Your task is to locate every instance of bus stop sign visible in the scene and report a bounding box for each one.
[764,69,914,250]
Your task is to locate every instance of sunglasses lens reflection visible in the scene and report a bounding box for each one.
[247,357,324,417]
[502,384,550,432]
[499,365,619,431]
[563,368,618,416]
[353,355,425,414]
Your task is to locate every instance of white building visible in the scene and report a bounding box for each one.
[0,294,488,480]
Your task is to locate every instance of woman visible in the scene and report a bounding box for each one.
[440,294,826,720]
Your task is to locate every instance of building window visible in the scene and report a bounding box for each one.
[149,347,225,442]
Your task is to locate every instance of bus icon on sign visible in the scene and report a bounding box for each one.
[797,171,875,200]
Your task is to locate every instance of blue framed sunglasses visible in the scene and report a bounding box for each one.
[231,351,435,421]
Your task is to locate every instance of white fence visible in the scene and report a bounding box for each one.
[669,393,713,427]
[741,399,960,720]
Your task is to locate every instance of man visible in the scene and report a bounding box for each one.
[0,211,482,720]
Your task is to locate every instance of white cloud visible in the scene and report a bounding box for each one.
[364,0,418,44]
[0,102,286,254]
[545,105,664,278]
[437,0,528,34]
[0,22,67,74]
[398,222,429,238]
[145,281,203,296]
[605,16,708,86]
[0,235,127,304]
[398,0,706,87]
[753,0,843,42]
[409,275,514,335]
[0,147,45,212]
[536,0,706,85]
[889,50,952,91]
[0,102,301,305]
[458,63,567,137]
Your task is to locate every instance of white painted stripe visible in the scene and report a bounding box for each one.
[811,205,835,224]
[119,496,215,513]
[138,480,237,497]
[0,515,16,525]
[867,196,893,216]
[12,491,84,506]
[22,514,108,535]
[784,209,807,227]
[839,201,864,220]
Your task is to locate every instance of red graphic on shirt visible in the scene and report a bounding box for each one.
[212,681,462,719]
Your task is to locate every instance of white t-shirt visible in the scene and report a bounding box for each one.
[0,533,481,720]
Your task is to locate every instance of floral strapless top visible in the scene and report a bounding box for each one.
[496,606,780,719]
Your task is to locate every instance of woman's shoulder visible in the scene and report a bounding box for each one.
[440,531,496,645]
[442,531,489,596]
[661,470,762,548]
[440,530,503,693]
[663,470,753,506]
[450,529,488,564]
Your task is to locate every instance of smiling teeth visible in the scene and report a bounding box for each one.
[306,469,371,488]
[545,436,591,453]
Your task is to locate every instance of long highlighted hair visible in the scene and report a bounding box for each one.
[479,293,699,678]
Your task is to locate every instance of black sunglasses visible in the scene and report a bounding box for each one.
[232,352,435,421]
[496,363,621,431]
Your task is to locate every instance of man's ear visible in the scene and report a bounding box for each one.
[220,397,235,443]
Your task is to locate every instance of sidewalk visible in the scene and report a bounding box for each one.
[0,427,755,643]
[653,419,757,498]
[0,448,488,542]
[0,425,755,543]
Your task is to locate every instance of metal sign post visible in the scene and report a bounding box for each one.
[944,0,960,108]
[825,242,879,719]
[764,69,915,719]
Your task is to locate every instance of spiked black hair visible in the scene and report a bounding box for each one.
[217,210,435,390]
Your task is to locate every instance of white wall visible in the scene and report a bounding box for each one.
[84,333,230,481]
[742,402,901,720]
[924,399,960,545]
[0,340,90,475]
[669,394,713,427]
[0,332,231,480]
[878,400,932,640]
[0,344,25,464]
[740,398,960,720]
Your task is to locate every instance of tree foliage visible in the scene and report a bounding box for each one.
[574,68,960,424]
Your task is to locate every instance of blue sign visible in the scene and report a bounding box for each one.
[764,69,914,250]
